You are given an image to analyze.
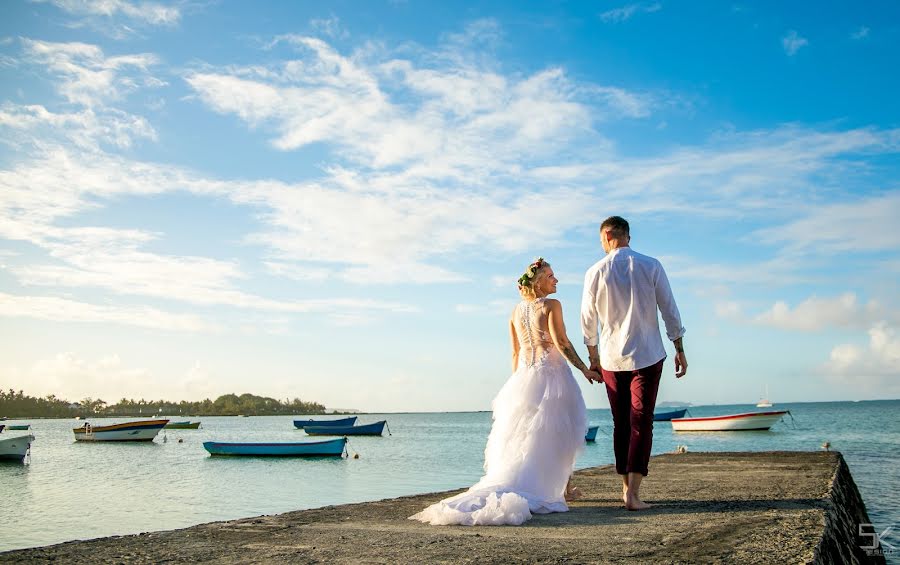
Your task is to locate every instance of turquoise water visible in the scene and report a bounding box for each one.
[1,400,898,557]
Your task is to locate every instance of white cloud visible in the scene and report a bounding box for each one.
[0,354,223,403]
[851,26,870,40]
[0,292,217,332]
[782,30,808,56]
[753,191,900,254]
[38,0,181,39]
[310,16,349,40]
[21,39,162,107]
[825,322,900,393]
[753,293,882,332]
[600,3,662,23]
[0,103,156,149]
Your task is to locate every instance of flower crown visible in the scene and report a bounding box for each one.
[517,257,546,287]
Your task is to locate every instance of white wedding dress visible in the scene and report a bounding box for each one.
[410,297,587,526]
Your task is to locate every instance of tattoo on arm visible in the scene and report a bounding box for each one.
[561,342,589,372]
[674,337,684,353]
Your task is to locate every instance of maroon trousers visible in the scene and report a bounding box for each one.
[601,357,664,476]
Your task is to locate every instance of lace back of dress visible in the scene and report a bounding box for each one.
[518,298,550,368]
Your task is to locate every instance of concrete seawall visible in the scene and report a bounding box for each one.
[3,451,887,564]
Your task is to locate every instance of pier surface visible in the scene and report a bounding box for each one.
[3,451,884,564]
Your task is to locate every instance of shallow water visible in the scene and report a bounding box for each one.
[1,400,898,559]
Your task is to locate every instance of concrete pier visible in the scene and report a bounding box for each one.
[2,451,886,564]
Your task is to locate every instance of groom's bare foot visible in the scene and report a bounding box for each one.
[565,486,583,502]
[624,493,652,511]
[622,486,628,504]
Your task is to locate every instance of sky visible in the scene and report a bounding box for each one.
[1,1,898,412]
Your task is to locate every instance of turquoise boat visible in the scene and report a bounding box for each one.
[293,416,357,429]
[654,409,688,421]
[203,437,347,457]
[5,425,30,430]
[304,420,386,436]
[585,425,599,442]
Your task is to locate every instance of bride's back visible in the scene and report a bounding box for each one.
[514,297,556,367]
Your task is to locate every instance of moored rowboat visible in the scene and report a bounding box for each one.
[203,437,347,457]
[5,424,31,430]
[165,421,201,429]
[671,411,789,432]
[585,425,599,442]
[293,416,357,429]
[304,420,386,436]
[73,419,169,442]
[654,409,688,421]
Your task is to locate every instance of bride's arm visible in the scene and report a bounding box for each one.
[509,314,520,372]
[547,300,599,383]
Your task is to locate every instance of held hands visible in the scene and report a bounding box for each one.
[674,351,688,378]
[582,368,603,384]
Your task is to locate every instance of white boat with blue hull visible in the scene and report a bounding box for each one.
[73,419,169,442]
[0,427,34,462]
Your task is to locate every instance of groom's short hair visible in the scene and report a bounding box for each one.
[601,216,630,239]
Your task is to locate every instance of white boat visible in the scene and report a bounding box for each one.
[0,432,34,461]
[73,419,169,442]
[756,385,773,408]
[672,411,789,432]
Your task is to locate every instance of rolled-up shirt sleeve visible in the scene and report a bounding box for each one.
[654,263,686,342]
[581,268,599,346]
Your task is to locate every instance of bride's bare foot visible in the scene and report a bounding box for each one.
[624,493,652,511]
[622,485,628,504]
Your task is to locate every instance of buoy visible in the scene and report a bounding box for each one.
[178,438,184,443]
[353,453,359,459]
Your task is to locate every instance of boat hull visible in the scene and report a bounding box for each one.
[585,426,599,442]
[672,411,788,432]
[203,438,347,457]
[293,416,357,429]
[73,419,168,442]
[654,409,688,421]
[304,420,386,436]
[0,434,34,461]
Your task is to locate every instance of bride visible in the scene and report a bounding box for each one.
[410,257,600,526]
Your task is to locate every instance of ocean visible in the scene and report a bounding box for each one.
[1,400,898,560]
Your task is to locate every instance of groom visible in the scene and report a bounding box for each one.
[581,216,687,511]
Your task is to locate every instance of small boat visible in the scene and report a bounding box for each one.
[756,385,773,408]
[0,433,35,461]
[73,419,169,442]
[304,420,387,436]
[654,408,688,421]
[293,416,357,429]
[672,411,789,432]
[164,421,201,429]
[5,424,32,430]
[585,425,599,442]
[203,437,347,457]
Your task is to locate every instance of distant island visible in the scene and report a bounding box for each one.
[656,401,693,408]
[0,389,326,418]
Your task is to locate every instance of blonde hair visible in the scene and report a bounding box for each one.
[518,262,551,301]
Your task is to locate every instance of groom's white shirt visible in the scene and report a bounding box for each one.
[581,247,685,372]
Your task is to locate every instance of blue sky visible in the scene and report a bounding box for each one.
[1,1,898,412]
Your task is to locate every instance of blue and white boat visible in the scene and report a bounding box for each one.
[203,437,347,457]
[304,420,387,436]
[654,408,689,421]
[0,428,34,462]
[585,425,599,442]
[293,416,357,429]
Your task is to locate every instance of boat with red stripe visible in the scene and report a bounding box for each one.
[671,411,790,432]
[73,419,169,442]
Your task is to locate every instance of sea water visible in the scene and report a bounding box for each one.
[1,400,898,559]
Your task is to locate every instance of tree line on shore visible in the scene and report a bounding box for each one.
[0,389,327,418]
